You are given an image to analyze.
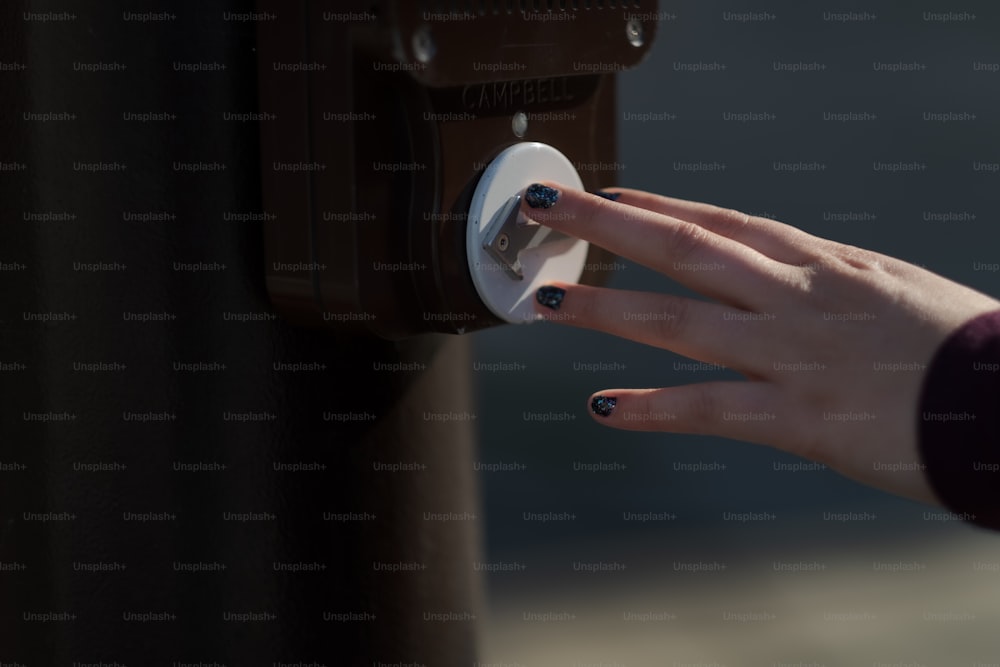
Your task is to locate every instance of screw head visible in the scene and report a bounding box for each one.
[413,26,436,63]
[497,234,510,252]
[512,111,528,138]
[626,19,644,47]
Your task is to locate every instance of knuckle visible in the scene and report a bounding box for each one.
[831,244,882,272]
[790,261,820,295]
[572,286,599,325]
[792,241,869,290]
[648,296,688,341]
[625,392,654,425]
[714,207,753,239]
[680,384,718,433]
[622,390,677,432]
[665,221,710,266]
[801,244,895,301]
[811,242,887,277]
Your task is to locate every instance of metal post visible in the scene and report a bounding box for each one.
[0,1,482,662]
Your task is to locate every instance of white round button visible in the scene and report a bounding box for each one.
[466,142,588,324]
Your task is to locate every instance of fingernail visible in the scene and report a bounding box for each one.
[591,395,617,417]
[594,190,621,202]
[536,285,566,310]
[525,183,559,209]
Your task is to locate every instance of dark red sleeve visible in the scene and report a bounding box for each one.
[919,310,1000,530]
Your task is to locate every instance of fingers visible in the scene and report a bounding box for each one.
[600,188,822,265]
[534,282,777,375]
[586,382,797,452]
[521,182,804,311]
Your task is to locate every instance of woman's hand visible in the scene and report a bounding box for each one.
[522,182,1000,505]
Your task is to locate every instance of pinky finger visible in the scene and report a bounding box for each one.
[587,382,788,445]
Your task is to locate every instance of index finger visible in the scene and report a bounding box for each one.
[520,182,803,311]
[601,188,821,264]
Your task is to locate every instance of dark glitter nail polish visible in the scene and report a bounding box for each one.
[594,190,621,202]
[525,183,559,209]
[536,285,566,310]
[591,395,617,417]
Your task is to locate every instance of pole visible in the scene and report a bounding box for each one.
[0,2,482,662]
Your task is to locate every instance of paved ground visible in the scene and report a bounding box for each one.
[479,530,1000,667]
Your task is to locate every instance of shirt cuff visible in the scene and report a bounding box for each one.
[919,309,1000,530]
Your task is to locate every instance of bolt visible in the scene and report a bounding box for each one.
[413,26,436,63]
[626,19,644,47]
[497,234,509,252]
[512,111,528,138]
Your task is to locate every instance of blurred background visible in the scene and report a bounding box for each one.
[472,1,1000,664]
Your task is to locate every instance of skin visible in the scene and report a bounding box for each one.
[523,182,1000,506]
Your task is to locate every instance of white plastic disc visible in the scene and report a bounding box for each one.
[466,142,588,324]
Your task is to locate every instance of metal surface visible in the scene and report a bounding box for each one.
[482,195,574,280]
[258,0,658,338]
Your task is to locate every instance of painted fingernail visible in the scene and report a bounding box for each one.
[591,395,617,417]
[525,183,559,209]
[536,285,566,310]
[594,190,621,202]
